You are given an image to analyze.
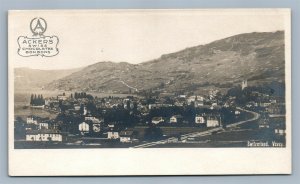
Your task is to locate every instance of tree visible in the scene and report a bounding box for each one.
[144,124,163,141]
[126,101,130,110]
[30,94,34,105]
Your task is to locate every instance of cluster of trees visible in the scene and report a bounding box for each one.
[73,92,87,99]
[72,92,93,100]
[30,94,45,106]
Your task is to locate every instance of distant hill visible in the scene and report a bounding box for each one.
[45,31,285,93]
[14,68,81,91]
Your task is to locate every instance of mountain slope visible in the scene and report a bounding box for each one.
[14,68,81,91]
[46,31,285,93]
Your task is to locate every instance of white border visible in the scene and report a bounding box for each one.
[8,9,292,176]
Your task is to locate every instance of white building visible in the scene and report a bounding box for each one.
[207,116,220,127]
[74,105,81,111]
[152,117,164,124]
[235,110,241,115]
[119,130,134,143]
[26,130,64,142]
[39,122,49,130]
[242,79,248,90]
[85,116,103,124]
[27,117,38,125]
[275,128,285,135]
[107,131,119,139]
[92,124,101,133]
[57,95,68,101]
[170,115,183,123]
[83,106,87,115]
[187,95,204,104]
[195,116,206,124]
[79,122,89,133]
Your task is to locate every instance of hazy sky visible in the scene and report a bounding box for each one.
[10,9,289,70]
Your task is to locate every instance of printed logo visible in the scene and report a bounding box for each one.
[17,17,59,57]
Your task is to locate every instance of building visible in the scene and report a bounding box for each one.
[235,110,241,115]
[79,122,89,133]
[107,131,119,139]
[152,117,164,124]
[187,95,204,105]
[26,116,38,125]
[92,123,101,132]
[83,106,87,115]
[242,79,248,90]
[74,105,81,111]
[149,103,172,110]
[85,116,103,124]
[195,115,205,124]
[266,104,286,115]
[57,94,68,101]
[39,122,49,130]
[170,115,183,123]
[119,130,134,143]
[26,129,66,142]
[275,128,285,135]
[85,116,103,133]
[207,115,220,127]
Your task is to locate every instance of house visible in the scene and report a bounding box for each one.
[119,130,134,143]
[194,100,204,107]
[108,123,115,128]
[39,122,49,130]
[85,115,103,133]
[107,131,119,139]
[26,129,66,142]
[26,116,38,125]
[275,128,285,135]
[79,122,89,133]
[57,94,68,101]
[258,118,270,129]
[235,110,241,115]
[170,115,183,123]
[74,105,81,111]
[152,117,164,124]
[195,115,206,124]
[266,104,285,115]
[187,95,204,105]
[85,116,103,124]
[206,115,220,127]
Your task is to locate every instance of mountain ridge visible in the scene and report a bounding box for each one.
[34,31,285,93]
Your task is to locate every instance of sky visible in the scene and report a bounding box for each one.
[9,9,289,70]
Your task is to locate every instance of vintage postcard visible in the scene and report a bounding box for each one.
[8,9,291,176]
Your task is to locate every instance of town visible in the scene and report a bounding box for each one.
[14,80,286,148]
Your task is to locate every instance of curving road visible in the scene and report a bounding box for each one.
[131,107,260,148]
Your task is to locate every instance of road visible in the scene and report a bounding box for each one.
[131,107,260,148]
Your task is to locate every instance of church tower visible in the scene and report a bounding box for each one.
[242,79,248,90]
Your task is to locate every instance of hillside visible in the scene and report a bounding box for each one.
[14,68,81,91]
[46,31,285,93]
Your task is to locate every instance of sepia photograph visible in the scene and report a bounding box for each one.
[8,9,291,175]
